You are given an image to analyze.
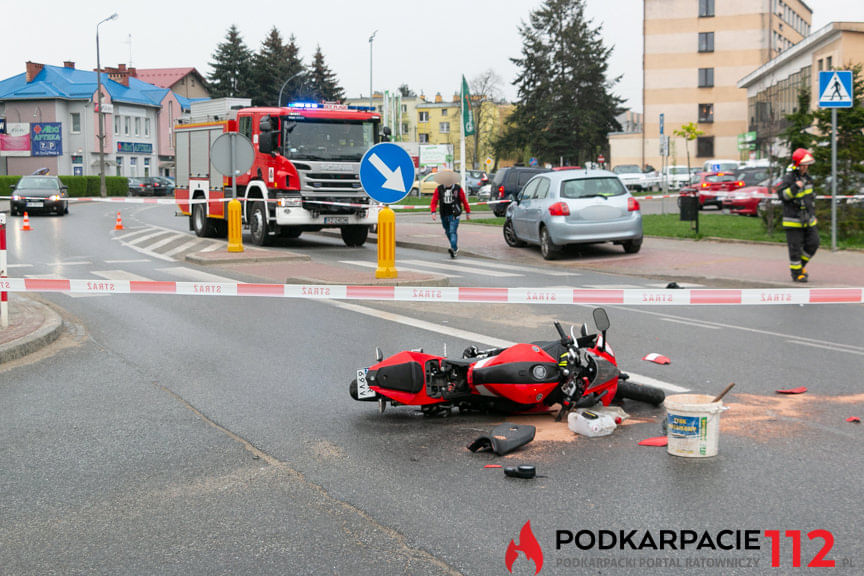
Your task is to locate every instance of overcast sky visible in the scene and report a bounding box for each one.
[4,1,864,111]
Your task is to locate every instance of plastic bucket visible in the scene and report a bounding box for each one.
[664,394,724,458]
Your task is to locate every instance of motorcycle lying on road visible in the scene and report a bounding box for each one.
[349,308,665,419]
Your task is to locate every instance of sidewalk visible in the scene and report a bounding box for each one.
[4,218,864,363]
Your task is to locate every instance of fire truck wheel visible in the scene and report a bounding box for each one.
[249,202,271,246]
[192,203,216,238]
[341,225,368,247]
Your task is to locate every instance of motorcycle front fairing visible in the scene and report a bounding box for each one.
[468,343,562,405]
[579,340,620,406]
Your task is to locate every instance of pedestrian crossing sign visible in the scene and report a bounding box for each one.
[818,70,853,108]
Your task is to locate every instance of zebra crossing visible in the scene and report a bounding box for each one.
[112,226,224,262]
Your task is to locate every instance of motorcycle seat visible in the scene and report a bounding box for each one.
[440,358,475,370]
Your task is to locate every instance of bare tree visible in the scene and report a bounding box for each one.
[469,69,503,170]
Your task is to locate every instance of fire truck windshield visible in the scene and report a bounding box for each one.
[281,118,376,162]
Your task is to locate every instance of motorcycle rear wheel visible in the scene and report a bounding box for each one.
[613,380,666,406]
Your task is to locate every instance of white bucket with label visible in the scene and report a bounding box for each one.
[665,394,724,458]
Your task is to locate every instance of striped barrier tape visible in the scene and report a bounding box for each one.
[1,278,861,305]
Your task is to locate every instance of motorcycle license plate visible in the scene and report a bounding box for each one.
[324,216,350,224]
[356,369,375,399]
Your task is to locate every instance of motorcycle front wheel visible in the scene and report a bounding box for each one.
[613,380,666,406]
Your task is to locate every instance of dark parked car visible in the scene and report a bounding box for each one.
[128,176,171,196]
[465,170,488,194]
[151,176,175,196]
[490,166,552,217]
[9,175,69,216]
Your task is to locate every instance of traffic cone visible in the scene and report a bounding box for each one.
[21,212,32,231]
[114,212,124,231]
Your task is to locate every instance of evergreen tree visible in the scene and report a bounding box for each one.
[501,0,623,165]
[279,34,308,104]
[307,45,345,102]
[252,27,299,106]
[207,25,253,98]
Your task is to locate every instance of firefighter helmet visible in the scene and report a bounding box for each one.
[792,148,815,167]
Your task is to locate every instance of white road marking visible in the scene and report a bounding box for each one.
[103,259,151,264]
[401,259,522,277]
[44,261,91,266]
[125,230,173,247]
[661,317,722,330]
[163,239,209,258]
[326,299,689,393]
[450,257,579,277]
[156,266,237,283]
[339,260,462,277]
[91,270,154,281]
[146,234,188,252]
[786,340,864,356]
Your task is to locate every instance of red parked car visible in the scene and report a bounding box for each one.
[722,177,782,216]
[679,171,745,209]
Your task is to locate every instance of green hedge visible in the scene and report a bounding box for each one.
[761,198,864,242]
[0,175,129,197]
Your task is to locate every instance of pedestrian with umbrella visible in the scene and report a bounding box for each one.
[430,169,471,258]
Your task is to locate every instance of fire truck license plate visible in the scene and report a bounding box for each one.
[324,217,350,224]
[356,369,374,399]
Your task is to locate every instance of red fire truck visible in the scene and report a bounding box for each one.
[174,99,385,246]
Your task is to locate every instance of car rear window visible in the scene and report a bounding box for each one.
[707,174,738,183]
[561,177,627,199]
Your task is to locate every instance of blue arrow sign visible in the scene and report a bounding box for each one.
[818,70,854,109]
[359,142,416,204]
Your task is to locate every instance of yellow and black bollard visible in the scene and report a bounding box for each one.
[375,205,397,278]
[227,198,244,252]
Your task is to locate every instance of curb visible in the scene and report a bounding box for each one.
[0,297,64,365]
[186,248,311,266]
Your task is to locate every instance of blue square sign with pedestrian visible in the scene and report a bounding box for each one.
[359,142,416,204]
[818,70,853,109]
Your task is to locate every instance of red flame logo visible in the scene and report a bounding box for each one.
[505,521,543,574]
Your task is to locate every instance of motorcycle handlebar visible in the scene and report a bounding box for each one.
[553,321,571,344]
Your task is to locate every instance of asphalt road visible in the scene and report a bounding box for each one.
[1,202,862,575]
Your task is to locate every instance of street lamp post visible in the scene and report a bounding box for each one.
[277,70,305,108]
[96,12,118,197]
[369,30,378,110]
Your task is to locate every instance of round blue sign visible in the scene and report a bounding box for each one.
[359,142,416,204]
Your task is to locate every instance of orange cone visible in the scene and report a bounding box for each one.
[114,212,124,230]
[21,212,32,231]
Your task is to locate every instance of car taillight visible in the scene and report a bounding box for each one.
[548,202,570,216]
[498,185,505,198]
[736,181,744,187]
[701,182,709,188]
[628,197,640,211]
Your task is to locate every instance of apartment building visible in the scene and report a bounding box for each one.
[612,0,812,169]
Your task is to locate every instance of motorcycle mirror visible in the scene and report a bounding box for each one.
[375,347,383,362]
[593,308,610,332]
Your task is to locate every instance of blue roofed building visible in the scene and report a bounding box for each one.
[0,61,209,177]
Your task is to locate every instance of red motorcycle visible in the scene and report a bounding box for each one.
[349,308,664,419]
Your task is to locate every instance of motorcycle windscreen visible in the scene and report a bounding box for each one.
[584,353,620,404]
[469,343,561,405]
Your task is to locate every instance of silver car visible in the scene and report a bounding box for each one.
[503,169,643,260]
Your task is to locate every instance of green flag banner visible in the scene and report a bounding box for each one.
[461,75,475,136]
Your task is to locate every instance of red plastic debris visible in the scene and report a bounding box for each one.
[638,436,668,447]
[846,417,861,423]
[642,353,671,365]
[484,464,503,468]
[776,386,808,394]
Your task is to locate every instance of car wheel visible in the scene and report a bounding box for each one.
[249,202,271,246]
[623,238,642,254]
[503,219,525,247]
[341,225,369,247]
[539,226,560,260]
[192,202,216,238]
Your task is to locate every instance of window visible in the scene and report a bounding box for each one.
[71,155,83,164]
[238,116,252,139]
[419,111,429,122]
[441,109,448,117]
[144,118,150,137]
[698,103,714,123]
[70,112,81,133]
[698,68,714,88]
[124,116,130,135]
[826,56,832,69]
[419,133,429,143]
[114,115,120,135]
[696,136,715,158]
[439,122,450,133]
[401,105,407,113]
[698,32,714,53]
[817,59,823,72]
[535,177,551,199]
[135,117,141,136]
[116,156,123,176]
[520,178,540,200]
[402,123,409,134]
[698,0,714,17]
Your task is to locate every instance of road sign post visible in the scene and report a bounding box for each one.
[359,142,416,279]
[211,132,255,253]
[818,70,854,251]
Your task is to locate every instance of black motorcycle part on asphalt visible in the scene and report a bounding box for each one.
[613,380,666,406]
[367,362,425,394]
[467,422,536,455]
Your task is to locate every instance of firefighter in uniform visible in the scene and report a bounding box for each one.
[775,148,819,283]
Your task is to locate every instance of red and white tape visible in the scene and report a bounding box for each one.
[1,278,861,305]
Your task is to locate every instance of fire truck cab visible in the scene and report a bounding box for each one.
[174,99,385,247]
